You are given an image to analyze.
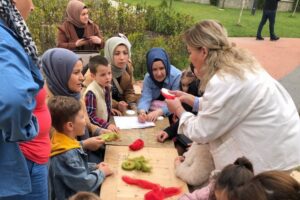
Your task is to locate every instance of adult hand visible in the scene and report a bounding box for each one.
[147,109,163,122]
[156,131,169,143]
[170,90,195,106]
[138,111,147,123]
[107,124,120,133]
[98,162,113,176]
[165,98,185,117]
[174,156,185,167]
[111,108,122,116]
[89,36,102,45]
[118,101,128,114]
[75,38,89,47]
[82,136,105,151]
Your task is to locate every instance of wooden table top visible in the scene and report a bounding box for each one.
[106,117,174,148]
[100,145,188,200]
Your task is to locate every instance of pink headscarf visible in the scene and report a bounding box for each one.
[66,0,87,28]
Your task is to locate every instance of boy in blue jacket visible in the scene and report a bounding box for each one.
[48,96,113,200]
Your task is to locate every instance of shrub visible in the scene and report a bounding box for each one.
[28,0,193,80]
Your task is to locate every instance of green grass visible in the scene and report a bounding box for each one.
[122,0,300,38]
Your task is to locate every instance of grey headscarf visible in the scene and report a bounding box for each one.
[41,48,81,100]
[104,37,131,78]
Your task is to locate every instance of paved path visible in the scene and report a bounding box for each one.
[229,37,300,80]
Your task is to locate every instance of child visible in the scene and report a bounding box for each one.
[236,170,300,200]
[48,96,113,200]
[179,157,254,200]
[156,69,201,145]
[84,55,120,133]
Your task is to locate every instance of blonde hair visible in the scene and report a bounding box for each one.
[183,20,260,91]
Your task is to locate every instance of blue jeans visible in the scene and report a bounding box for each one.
[1,159,48,200]
[256,10,277,38]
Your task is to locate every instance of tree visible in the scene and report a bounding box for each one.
[292,0,299,17]
[237,0,246,25]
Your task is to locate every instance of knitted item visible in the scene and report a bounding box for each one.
[122,176,181,200]
[129,139,144,151]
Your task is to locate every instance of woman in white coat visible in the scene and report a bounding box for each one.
[166,20,300,173]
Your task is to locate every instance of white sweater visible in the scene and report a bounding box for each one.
[179,69,300,173]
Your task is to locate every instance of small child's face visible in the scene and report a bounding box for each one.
[94,65,112,88]
[72,110,86,136]
[181,77,193,93]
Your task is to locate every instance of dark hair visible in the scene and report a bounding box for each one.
[215,157,254,200]
[47,96,81,132]
[236,171,300,200]
[68,191,100,200]
[88,55,109,74]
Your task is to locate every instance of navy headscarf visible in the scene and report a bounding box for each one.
[146,48,171,88]
[41,48,81,100]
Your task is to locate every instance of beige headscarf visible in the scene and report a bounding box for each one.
[66,0,87,28]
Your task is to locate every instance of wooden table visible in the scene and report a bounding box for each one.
[107,117,174,148]
[100,145,188,200]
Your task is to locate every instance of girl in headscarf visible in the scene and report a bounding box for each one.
[42,48,109,163]
[104,36,137,114]
[57,0,104,51]
[0,0,44,198]
[137,47,181,122]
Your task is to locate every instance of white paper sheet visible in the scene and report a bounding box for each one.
[114,116,155,129]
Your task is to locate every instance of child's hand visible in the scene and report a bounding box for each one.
[82,137,105,151]
[107,124,120,133]
[98,162,113,176]
[174,156,185,167]
[156,131,169,143]
[138,111,147,123]
[111,108,122,116]
[100,128,111,134]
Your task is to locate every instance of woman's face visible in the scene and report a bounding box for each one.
[187,45,206,78]
[152,60,166,82]
[68,60,84,93]
[80,8,89,24]
[113,45,129,69]
[13,0,34,20]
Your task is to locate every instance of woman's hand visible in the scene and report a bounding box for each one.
[147,109,163,122]
[111,108,122,116]
[138,110,147,123]
[118,101,128,114]
[89,36,102,45]
[107,124,120,133]
[156,131,169,143]
[75,38,89,47]
[170,90,195,106]
[165,98,185,117]
[82,137,105,151]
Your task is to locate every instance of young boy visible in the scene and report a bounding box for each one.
[48,96,113,200]
[84,55,119,133]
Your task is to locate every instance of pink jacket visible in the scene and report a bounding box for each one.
[178,181,215,200]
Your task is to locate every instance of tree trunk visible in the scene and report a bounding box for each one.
[292,0,299,17]
[237,0,246,25]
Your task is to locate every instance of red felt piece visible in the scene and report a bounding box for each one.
[129,138,144,151]
[122,176,160,190]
